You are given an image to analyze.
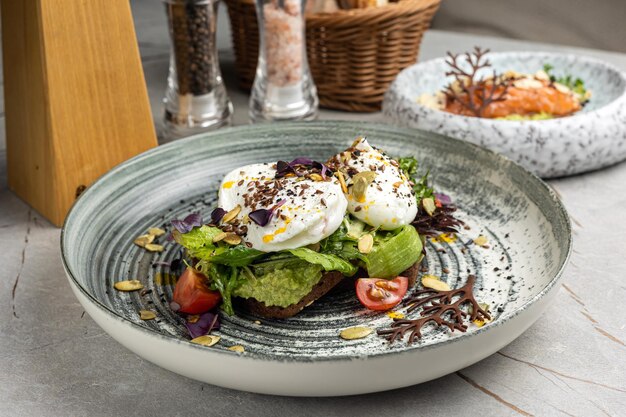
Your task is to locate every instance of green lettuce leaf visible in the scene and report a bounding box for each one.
[366,225,422,278]
[208,245,265,267]
[174,225,264,267]
[286,247,357,276]
[173,225,221,259]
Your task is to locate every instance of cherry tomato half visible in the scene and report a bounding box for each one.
[355,276,409,311]
[172,268,221,314]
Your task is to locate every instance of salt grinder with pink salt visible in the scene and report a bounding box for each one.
[249,0,319,122]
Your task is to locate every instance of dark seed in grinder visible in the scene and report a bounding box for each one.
[166,1,217,96]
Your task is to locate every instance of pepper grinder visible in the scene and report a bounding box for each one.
[249,0,319,123]
[163,0,233,138]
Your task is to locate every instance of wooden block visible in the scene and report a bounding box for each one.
[2,0,157,226]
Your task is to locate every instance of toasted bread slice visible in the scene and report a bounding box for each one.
[237,270,345,319]
[237,262,421,319]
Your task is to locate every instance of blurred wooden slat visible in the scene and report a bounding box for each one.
[1,0,157,226]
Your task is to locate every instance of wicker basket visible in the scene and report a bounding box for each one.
[224,0,441,112]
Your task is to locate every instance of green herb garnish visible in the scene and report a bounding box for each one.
[397,156,434,201]
[543,64,589,103]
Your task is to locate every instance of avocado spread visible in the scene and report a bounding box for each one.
[233,262,324,307]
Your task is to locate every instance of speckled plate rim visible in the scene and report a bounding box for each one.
[389,51,626,125]
[60,121,572,363]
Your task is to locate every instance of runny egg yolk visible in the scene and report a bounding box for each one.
[262,219,291,243]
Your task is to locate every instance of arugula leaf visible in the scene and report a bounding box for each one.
[397,157,434,201]
[398,156,418,177]
[197,262,242,315]
[286,247,357,276]
[412,170,435,201]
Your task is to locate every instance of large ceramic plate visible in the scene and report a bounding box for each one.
[61,121,571,396]
[383,52,626,178]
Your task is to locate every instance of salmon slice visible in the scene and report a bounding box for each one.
[445,81,581,118]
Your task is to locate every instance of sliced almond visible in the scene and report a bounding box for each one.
[352,177,371,202]
[392,181,402,189]
[353,171,377,183]
[145,243,164,253]
[309,173,323,181]
[222,205,241,223]
[148,227,166,237]
[335,171,348,194]
[357,234,374,254]
[351,136,364,147]
[421,274,451,292]
[422,197,436,216]
[134,234,155,248]
[114,280,143,292]
[222,233,242,245]
[473,235,488,246]
[212,232,227,243]
[190,335,221,347]
[340,326,373,340]
[228,345,245,353]
[139,310,156,320]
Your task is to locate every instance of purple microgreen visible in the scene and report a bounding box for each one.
[248,208,272,226]
[248,199,287,226]
[170,219,188,234]
[210,207,226,224]
[184,311,220,339]
[313,161,332,180]
[206,313,219,335]
[184,213,203,227]
[290,157,314,166]
[434,193,452,205]
[274,199,287,210]
[275,160,295,178]
[276,158,332,179]
[170,212,203,234]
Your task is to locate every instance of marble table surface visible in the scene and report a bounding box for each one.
[1,3,625,416]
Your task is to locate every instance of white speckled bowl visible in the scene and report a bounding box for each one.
[383,52,626,178]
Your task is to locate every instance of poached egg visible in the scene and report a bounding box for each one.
[328,138,417,230]
[218,162,347,252]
